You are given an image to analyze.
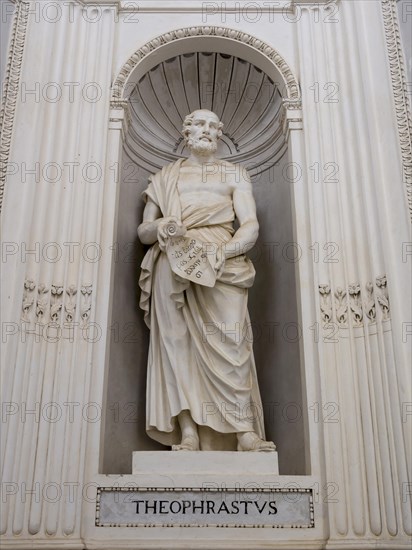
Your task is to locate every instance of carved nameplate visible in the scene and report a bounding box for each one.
[96,487,314,528]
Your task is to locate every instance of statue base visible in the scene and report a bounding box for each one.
[96,452,317,529]
[132,450,279,476]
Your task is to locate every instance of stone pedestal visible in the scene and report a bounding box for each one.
[94,452,300,530]
[132,451,279,476]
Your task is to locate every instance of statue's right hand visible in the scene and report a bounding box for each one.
[157,217,186,251]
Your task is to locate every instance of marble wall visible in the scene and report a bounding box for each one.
[1,1,410,548]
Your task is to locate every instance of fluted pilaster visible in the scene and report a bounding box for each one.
[1,2,117,545]
[295,0,411,545]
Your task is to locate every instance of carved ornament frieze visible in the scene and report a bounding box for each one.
[318,276,390,327]
[21,279,93,328]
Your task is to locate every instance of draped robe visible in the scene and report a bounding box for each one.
[139,158,266,446]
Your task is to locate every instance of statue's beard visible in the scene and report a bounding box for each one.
[187,137,217,156]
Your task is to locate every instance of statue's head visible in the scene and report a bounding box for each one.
[182,109,223,156]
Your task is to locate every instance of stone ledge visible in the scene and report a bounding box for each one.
[132,451,279,475]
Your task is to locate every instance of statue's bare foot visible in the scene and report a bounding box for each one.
[237,432,276,452]
[172,434,200,451]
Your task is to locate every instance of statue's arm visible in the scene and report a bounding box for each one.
[137,200,163,245]
[137,199,185,249]
[225,172,259,259]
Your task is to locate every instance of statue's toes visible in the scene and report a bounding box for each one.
[256,442,277,452]
[238,433,277,452]
[172,444,191,451]
[172,436,199,451]
[172,443,196,451]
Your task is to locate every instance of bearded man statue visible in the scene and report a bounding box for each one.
[137,109,276,453]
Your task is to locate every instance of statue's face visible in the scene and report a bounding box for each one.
[185,110,220,155]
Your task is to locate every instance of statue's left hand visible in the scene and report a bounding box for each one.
[215,244,226,278]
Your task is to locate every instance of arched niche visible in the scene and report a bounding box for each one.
[101,27,308,476]
[124,52,287,176]
[112,27,301,106]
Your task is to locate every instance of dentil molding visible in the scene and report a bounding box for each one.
[0,0,29,213]
[381,0,412,221]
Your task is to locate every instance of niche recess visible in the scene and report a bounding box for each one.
[102,52,306,475]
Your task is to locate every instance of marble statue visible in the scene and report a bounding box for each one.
[137,109,276,452]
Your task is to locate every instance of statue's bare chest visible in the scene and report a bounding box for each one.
[177,165,233,199]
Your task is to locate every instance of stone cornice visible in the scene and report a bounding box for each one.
[119,1,292,13]
[78,0,120,5]
[292,0,335,4]
[66,0,335,11]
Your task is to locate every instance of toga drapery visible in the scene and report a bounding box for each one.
[139,159,266,446]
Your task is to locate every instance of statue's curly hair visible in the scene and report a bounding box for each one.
[182,110,224,142]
